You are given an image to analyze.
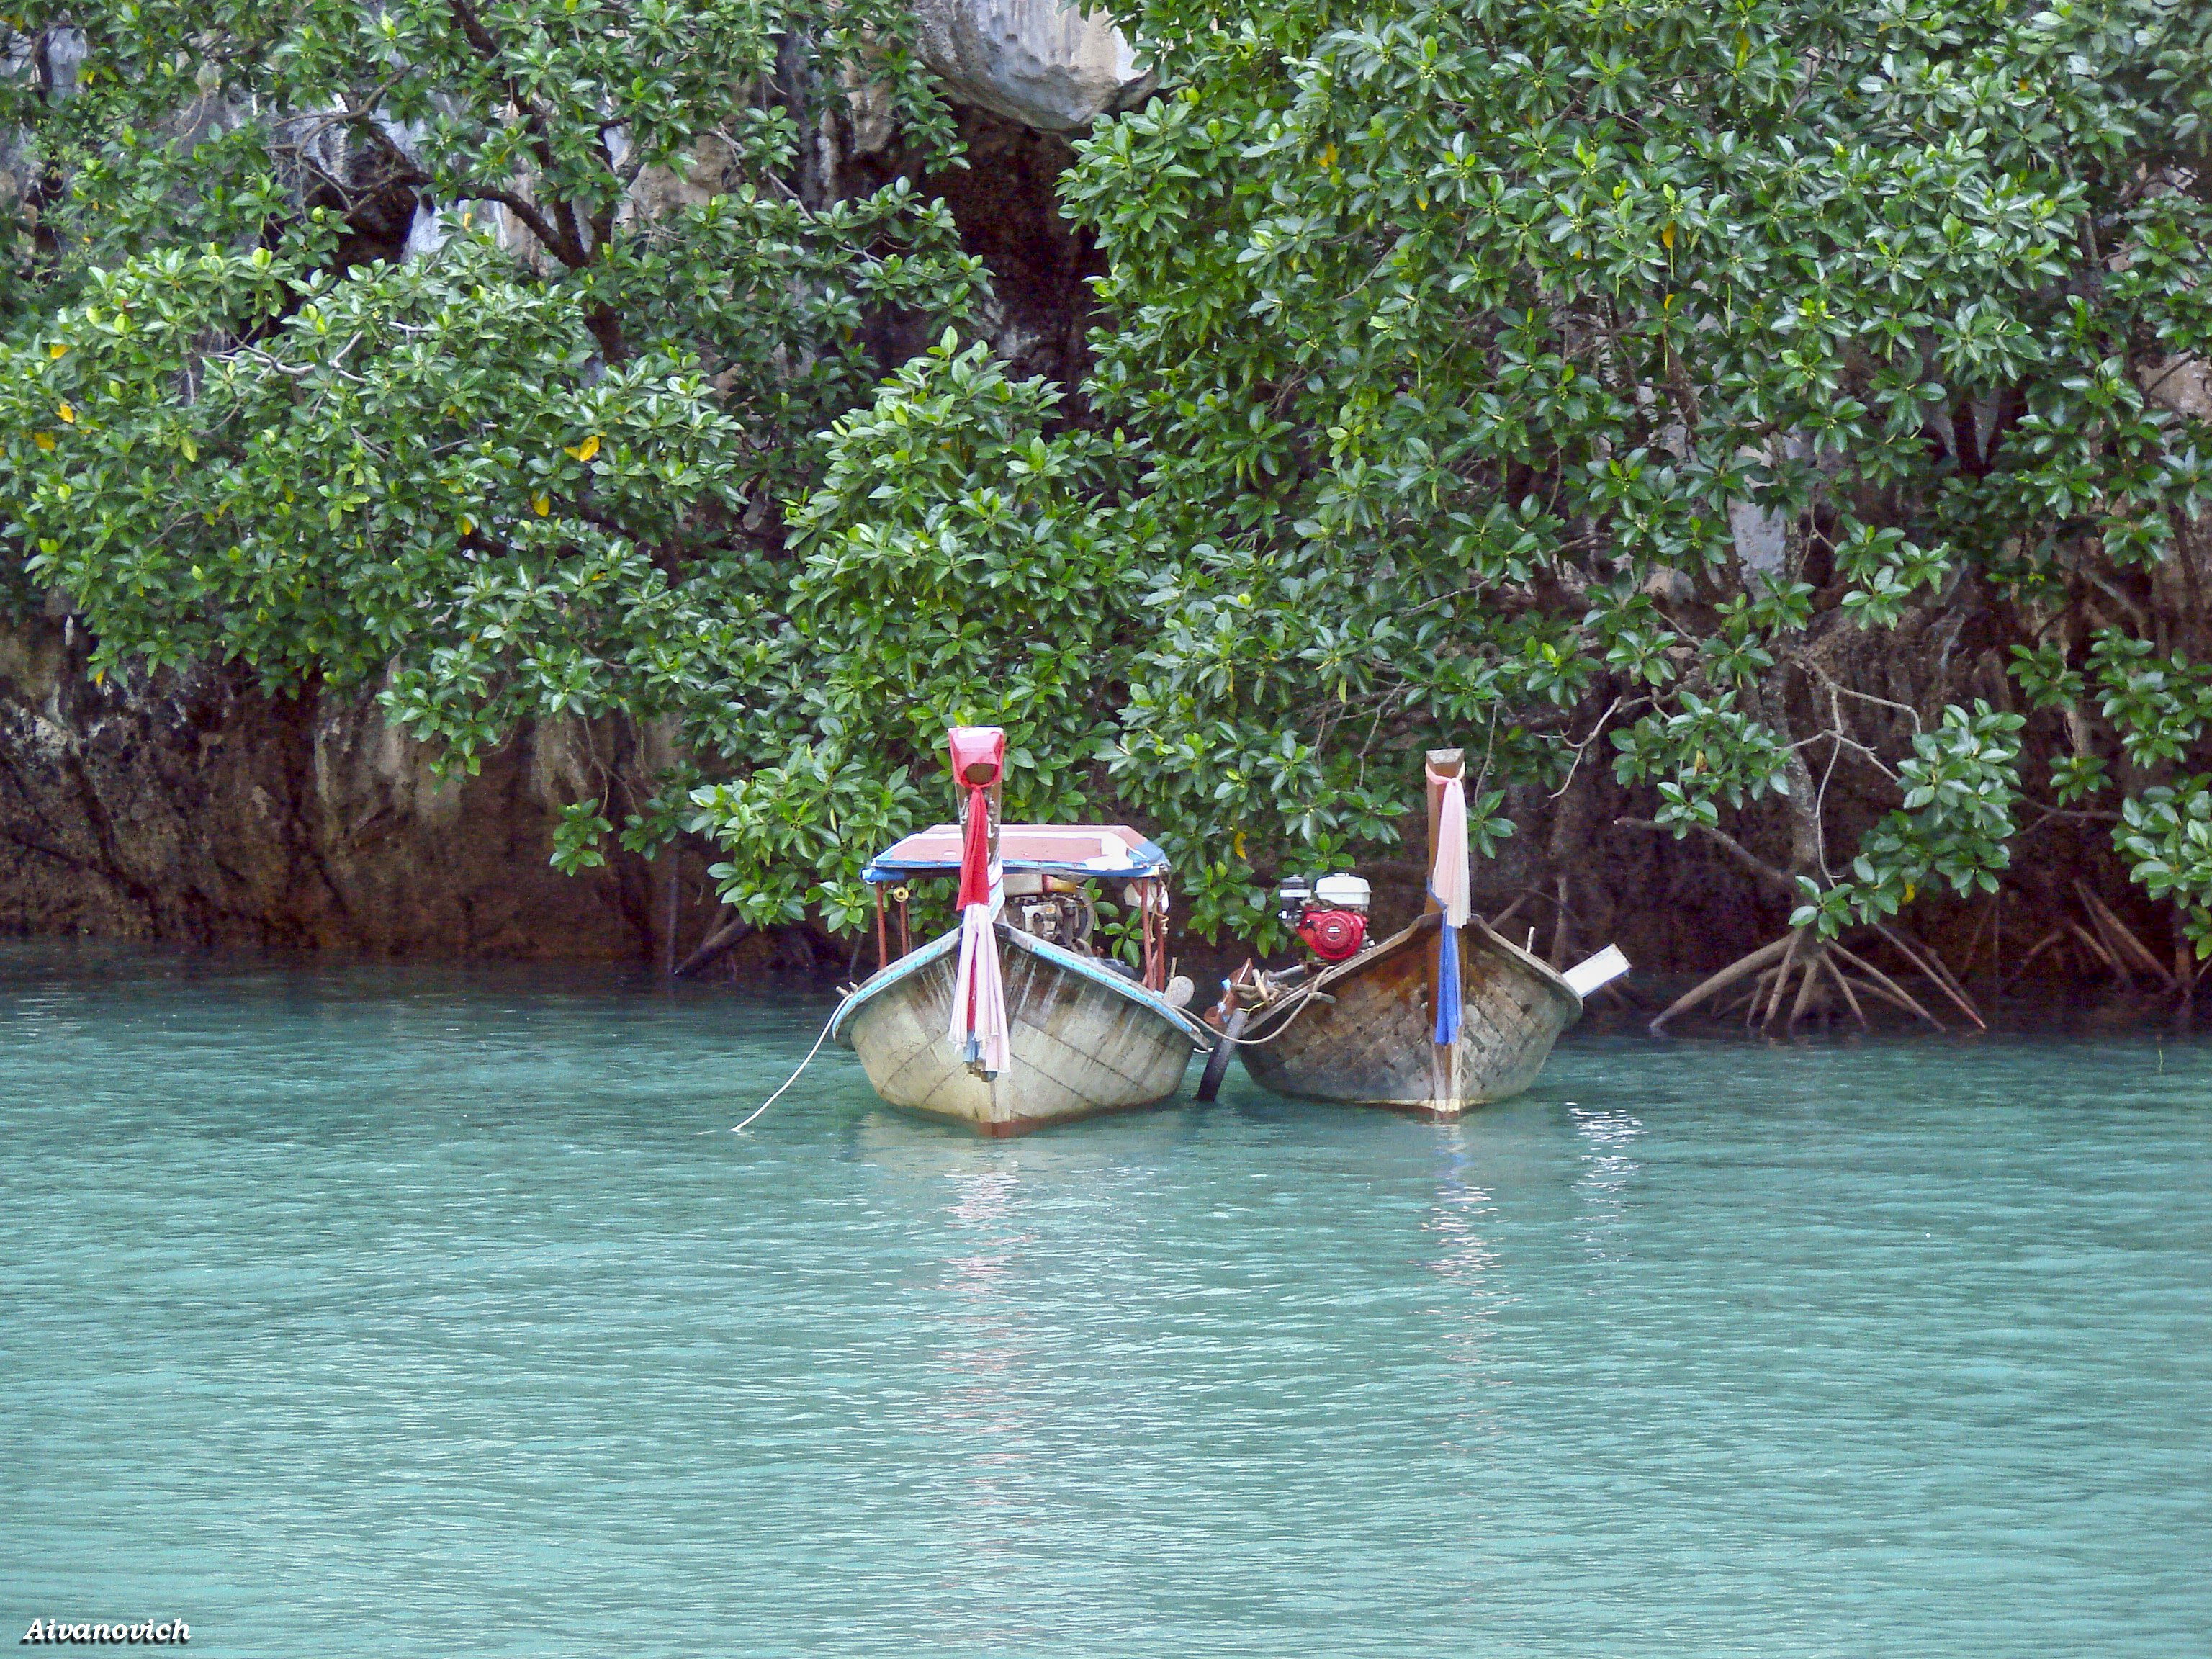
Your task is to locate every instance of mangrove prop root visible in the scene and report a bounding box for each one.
[2074,881,2175,989]
[2003,927,2067,991]
[1839,966,1936,1023]
[1957,899,1997,981]
[673,917,752,979]
[2067,918,2118,974]
[1650,935,1794,1033]
[1821,951,1870,1028]
[1667,932,1943,1033]
[1874,924,1986,1030]
[1786,946,1825,1032]
[1763,930,1805,1028]
[1745,967,1773,1028]
[1830,942,1946,1031]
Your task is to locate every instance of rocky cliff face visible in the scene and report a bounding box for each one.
[909,0,1152,130]
[0,611,765,962]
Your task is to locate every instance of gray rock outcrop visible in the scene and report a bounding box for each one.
[0,613,748,963]
[909,0,1151,130]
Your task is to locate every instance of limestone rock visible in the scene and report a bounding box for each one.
[0,613,729,963]
[2144,353,2212,422]
[909,0,1151,131]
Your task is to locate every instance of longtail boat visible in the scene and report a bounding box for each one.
[830,727,1213,1135]
[1199,748,1629,1115]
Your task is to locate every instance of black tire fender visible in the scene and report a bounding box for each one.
[1195,1006,1249,1102]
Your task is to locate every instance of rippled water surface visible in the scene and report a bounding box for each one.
[4,941,2209,1656]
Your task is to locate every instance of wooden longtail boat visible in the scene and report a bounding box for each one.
[830,727,1212,1136]
[1205,748,1629,1115]
[1231,912,1594,1111]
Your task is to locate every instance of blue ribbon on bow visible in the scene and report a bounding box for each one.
[1432,904,1462,1046]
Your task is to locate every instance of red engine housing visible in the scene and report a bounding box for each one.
[1295,907,1368,962]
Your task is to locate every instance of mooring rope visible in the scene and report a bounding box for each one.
[1209,982,1329,1048]
[731,1007,840,1133]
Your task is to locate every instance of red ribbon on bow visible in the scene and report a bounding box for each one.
[945,727,1010,1075]
[948,728,1005,907]
[958,784,992,909]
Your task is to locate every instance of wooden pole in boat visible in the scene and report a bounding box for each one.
[1426,748,1465,1110]
[873,882,888,976]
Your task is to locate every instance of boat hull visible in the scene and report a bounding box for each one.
[833,925,1208,1134]
[1238,914,1582,1114]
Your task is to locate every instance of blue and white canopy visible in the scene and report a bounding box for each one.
[863,824,1171,885]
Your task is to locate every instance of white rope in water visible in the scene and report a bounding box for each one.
[732,1008,840,1133]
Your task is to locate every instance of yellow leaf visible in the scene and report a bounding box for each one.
[531,493,551,516]
[1660,221,1676,251]
[1233,830,1248,860]
[1318,144,1336,170]
[46,343,66,360]
[57,402,74,424]
[32,431,53,451]
[459,517,475,537]
[563,434,601,462]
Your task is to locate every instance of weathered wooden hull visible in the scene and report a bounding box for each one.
[1238,914,1582,1114]
[832,924,1210,1135]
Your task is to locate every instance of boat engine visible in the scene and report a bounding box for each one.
[1004,873,1094,951]
[1276,873,1371,963]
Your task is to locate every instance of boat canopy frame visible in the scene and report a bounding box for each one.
[861,822,1175,992]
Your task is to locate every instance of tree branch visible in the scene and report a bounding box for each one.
[1614,816,1797,896]
[1804,661,1923,733]
[454,184,583,266]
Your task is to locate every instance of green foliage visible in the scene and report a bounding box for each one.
[1611,693,1791,836]
[2086,631,2212,768]
[2017,631,2212,946]
[13,246,748,746]
[0,0,987,789]
[691,746,929,933]
[779,338,1149,783]
[2116,782,2212,957]
[1061,0,2212,940]
[1794,703,2024,939]
[551,798,616,874]
[684,336,1154,917]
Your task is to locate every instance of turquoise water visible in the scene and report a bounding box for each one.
[3,943,2208,1657]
